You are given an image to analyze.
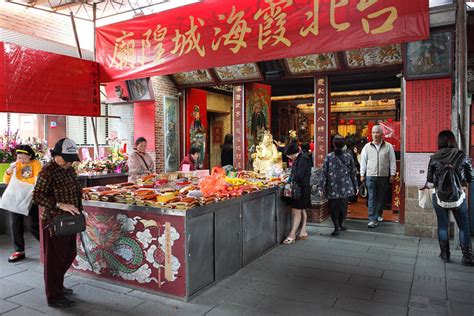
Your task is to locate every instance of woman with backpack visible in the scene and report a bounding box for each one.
[319,135,358,236]
[427,130,474,265]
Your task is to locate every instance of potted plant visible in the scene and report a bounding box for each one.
[0,130,19,183]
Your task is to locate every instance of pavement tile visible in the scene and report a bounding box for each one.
[348,274,411,294]
[2,306,45,316]
[447,278,474,293]
[84,308,128,316]
[255,297,362,316]
[335,297,408,316]
[407,307,448,316]
[129,300,207,316]
[6,288,94,315]
[372,289,410,306]
[411,279,446,300]
[221,290,265,307]
[0,298,20,314]
[128,290,213,314]
[381,270,413,283]
[449,301,474,315]
[205,302,250,316]
[408,295,448,313]
[65,275,134,294]
[217,276,253,290]
[0,278,34,299]
[2,269,45,290]
[358,258,414,273]
[446,269,474,282]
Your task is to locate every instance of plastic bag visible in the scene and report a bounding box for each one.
[0,167,34,215]
[199,167,228,197]
[418,188,434,209]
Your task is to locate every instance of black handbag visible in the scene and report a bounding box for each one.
[292,180,302,200]
[50,213,86,236]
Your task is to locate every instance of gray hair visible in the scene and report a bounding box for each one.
[372,125,383,133]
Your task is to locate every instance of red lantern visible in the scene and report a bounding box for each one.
[349,119,355,124]
[339,119,345,124]
[387,118,393,123]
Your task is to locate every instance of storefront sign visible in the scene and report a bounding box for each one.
[96,0,429,82]
[0,42,100,116]
[314,76,328,168]
[233,85,245,170]
[406,78,451,153]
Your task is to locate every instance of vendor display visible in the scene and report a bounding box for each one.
[82,168,285,210]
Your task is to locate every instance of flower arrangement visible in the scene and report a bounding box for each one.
[22,137,48,159]
[0,130,19,163]
[76,137,128,174]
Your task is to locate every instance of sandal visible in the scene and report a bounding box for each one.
[8,252,25,263]
[283,237,296,245]
[297,234,308,240]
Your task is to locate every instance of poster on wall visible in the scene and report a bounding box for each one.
[404,153,433,186]
[163,96,180,172]
[186,88,207,169]
[405,78,451,152]
[245,83,271,168]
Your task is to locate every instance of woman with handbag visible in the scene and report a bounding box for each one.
[1,145,42,262]
[33,138,83,308]
[282,142,312,245]
[427,130,474,265]
[128,137,155,181]
[319,135,358,236]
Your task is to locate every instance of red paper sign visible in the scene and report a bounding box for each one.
[0,42,100,116]
[314,76,328,168]
[96,0,429,82]
[392,161,401,211]
[233,85,245,170]
[406,78,452,152]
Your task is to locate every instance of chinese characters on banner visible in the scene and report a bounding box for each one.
[233,85,245,170]
[96,0,429,82]
[405,78,452,153]
[314,76,328,168]
[392,161,401,212]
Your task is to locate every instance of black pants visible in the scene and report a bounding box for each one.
[43,229,77,303]
[10,203,40,252]
[329,198,348,230]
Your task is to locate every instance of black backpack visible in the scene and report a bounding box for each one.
[436,152,464,204]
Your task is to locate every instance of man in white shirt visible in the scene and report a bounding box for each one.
[360,125,396,228]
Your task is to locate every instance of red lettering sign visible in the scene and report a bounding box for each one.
[97,0,429,82]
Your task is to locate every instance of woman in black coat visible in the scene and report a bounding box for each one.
[283,142,312,245]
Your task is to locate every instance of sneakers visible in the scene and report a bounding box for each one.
[377,216,384,222]
[367,221,378,228]
[8,252,25,263]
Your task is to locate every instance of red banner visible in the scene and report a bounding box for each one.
[0,42,100,116]
[96,0,429,82]
[406,78,452,153]
[314,76,329,168]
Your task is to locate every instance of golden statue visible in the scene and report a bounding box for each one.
[252,131,282,174]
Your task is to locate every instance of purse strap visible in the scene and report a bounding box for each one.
[137,152,151,172]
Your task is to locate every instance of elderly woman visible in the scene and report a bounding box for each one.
[33,138,82,308]
[128,137,155,181]
[320,135,358,236]
[283,141,312,245]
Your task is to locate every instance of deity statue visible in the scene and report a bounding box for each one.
[252,131,282,174]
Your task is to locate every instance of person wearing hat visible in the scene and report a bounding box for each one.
[283,141,312,245]
[33,138,82,308]
[2,145,42,262]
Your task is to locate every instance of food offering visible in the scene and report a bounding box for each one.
[82,168,286,211]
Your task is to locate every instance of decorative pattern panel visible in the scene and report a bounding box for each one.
[214,63,261,81]
[345,44,402,68]
[286,53,338,74]
[172,69,214,86]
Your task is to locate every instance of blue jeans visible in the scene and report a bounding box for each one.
[366,176,389,222]
[433,195,471,246]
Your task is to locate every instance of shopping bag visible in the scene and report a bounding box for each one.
[418,187,434,209]
[0,168,34,215]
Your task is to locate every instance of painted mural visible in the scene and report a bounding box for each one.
[214,63,261,81]
[73,208,186,297]
[173,69,214,86]
[345,44,402,68]
[245,83,271,169]
[186,88,207,169]
[286,53,338,74]
[164,96,180,172]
